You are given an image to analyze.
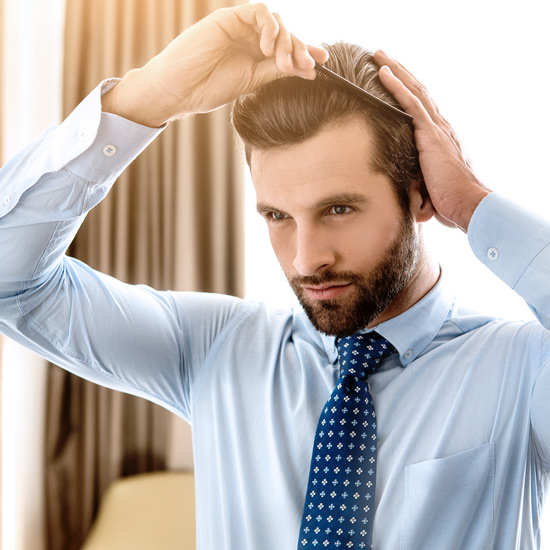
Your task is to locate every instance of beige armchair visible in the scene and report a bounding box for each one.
[81,471,195,550]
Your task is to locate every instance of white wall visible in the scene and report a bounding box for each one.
[1,0,66,549]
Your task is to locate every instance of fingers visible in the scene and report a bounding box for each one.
[377,64,432,125]
[307,44,330,64]
[272,14,322,78]
[272,13,295,73]
[241,3,279,58]
[238,3,327,80]
[289,36,328,79]
[375,50,440,122]
[378,58,464,151]
[244,4,296,70]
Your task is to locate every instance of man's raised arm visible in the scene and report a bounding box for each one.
[375,49,550,326]
[0,2,328,295]
[101,4,328,127]
[0,5,327,414]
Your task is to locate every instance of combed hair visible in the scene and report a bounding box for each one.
[231,42,421,212]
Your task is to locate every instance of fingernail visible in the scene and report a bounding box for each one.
[378,49,391,59]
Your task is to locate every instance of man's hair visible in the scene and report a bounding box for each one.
[231,42,421,213]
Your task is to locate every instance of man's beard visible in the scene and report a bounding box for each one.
[287,215,419,337]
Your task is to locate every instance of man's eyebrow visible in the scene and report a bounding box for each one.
[256,202,279,215]
[256,193,370,215]
[311,193,370,210]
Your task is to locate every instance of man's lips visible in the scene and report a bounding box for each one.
[302,282,352,300]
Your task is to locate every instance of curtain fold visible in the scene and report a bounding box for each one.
[45,1,245,548]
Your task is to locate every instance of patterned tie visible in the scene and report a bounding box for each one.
[298,332,396,549]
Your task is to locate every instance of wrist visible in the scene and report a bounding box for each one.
[455,187,492,232]
[101,68,172,128]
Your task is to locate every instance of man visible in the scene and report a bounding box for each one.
[0,4,549,549]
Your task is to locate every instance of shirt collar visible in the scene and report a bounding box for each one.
[321,270,455,367]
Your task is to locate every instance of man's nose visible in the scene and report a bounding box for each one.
[292,226,336,276]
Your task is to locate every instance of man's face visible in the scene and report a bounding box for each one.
[251,116,420,337]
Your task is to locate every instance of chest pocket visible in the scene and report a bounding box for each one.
[401,443,494,550]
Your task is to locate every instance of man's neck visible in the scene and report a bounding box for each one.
[368,246,440,328]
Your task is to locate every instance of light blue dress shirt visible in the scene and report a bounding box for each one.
[1,81,550,549]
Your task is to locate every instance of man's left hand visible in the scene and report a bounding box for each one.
[375,50,491,232]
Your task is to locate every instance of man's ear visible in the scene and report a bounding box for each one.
[410,177,435,223]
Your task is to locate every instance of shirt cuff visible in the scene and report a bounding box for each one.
[468,192,550,291]
[50,79,164,182]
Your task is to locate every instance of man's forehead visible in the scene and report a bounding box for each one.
[250,116,378,191]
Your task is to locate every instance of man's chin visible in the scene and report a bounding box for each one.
[298,298,379,338]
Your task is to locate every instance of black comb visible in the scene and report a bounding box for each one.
[314,62,414,124]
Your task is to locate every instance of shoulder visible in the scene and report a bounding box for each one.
[439,300,549,370]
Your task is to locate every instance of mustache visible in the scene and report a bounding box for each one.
[290,271,364,287]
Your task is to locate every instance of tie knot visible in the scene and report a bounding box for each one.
[336,331,396,379]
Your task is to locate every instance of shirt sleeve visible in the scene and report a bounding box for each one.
[0,79,162,288]
[468,193,550,466]
[530,355,550,467]
[0,80,242,421]
[468,192,550,328]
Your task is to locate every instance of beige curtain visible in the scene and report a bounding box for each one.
[45,1,245,548]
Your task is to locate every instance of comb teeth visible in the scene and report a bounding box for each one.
[314,63,413,125]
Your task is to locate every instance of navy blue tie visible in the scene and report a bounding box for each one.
[298,332,396,549]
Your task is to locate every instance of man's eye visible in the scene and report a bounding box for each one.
[329,205,352,215]
[270,211,287,221]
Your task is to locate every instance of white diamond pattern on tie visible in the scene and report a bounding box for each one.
[297,333,396,549]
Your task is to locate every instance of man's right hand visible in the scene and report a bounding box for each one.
[102,4,329,128]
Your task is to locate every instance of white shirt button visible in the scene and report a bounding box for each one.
[487,247,499,261]
[404,349,413,360]
[3,194,11,206]
[103,144,117,157]
[78,127,87,141]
